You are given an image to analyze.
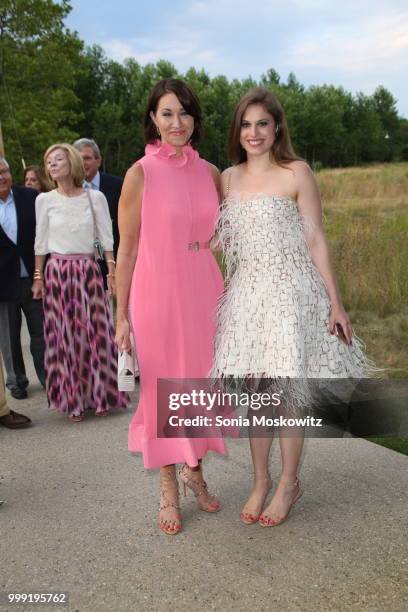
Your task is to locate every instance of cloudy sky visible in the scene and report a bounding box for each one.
[66,0,408,117]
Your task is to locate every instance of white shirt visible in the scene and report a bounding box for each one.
[34,189,113,255]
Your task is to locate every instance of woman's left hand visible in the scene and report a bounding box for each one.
[32,279,45,300]
[329,303,353,345]
[107,275,116,297]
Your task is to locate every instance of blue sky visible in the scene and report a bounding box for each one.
[66,0,408,118]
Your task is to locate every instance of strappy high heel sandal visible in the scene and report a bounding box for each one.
[159,469,182,535]
[95,410,109,417]
[259,476,303,527]
[68,413,84,422]
[179,464,220,513]
[240,474,273,525]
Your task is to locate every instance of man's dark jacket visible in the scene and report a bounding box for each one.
[99,171,123,257]
[0,186,37,302]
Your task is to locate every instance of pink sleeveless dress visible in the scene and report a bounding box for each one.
[128,141,227,468]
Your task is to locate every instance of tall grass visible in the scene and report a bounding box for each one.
[318,163,408,210]
[320,165,408,454]
[324,210,407,315]
[318,163,408,377]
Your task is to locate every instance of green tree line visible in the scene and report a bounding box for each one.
[1,0,407,180]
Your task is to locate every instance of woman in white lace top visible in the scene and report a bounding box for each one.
[32,143,128,421]
[34,189,113,255]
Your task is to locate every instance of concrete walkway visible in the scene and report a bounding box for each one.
[1,325,407,612]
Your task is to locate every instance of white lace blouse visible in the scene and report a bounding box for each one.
[34,189,113,255]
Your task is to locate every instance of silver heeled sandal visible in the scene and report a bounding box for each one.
[259,476,303,527]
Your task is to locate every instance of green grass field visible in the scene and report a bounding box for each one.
[318,163,408,378]
[317,163,408,455]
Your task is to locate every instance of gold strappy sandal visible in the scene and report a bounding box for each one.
[179,464,221,513]
[159,469,182,535]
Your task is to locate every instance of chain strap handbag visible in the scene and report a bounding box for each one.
[85,187,105,261]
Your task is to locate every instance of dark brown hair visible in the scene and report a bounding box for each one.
[228,87,300,165]
[23,165,53,192]
[144,79,203,147]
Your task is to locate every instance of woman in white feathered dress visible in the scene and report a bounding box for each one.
[211,87,373,527]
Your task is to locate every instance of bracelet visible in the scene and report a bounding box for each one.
[107,259,116,265]
[33,274,43,281]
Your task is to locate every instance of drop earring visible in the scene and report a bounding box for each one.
[156,126,161,138]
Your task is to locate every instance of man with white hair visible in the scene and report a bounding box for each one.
[73,138,123,260]
[0,156,45,400]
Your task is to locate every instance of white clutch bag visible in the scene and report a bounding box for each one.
[118,335,139,391]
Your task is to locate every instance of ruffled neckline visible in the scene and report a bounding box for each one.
[145,140,198,167]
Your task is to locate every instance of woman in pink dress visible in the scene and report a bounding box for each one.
[115,79,226,535]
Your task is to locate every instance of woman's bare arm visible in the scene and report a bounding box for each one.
[115,163,144,350]
[294,161,353,344]
[207,162,223,252]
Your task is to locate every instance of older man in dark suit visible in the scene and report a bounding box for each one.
[0,157,45,400]
[73,138,123,258]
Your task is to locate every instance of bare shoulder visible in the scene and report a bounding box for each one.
[122,163,144,193]
[286,160,317,192]
[125,162,144,183]
[220,165,235,188]
[286,159,314,177]
[206,161,220,181]
[119,163,144,209]
[221,166,234,179]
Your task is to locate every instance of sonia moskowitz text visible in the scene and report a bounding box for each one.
[167,414,323,428]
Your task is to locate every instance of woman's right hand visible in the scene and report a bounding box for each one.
[32,279,44,300]
[115,315,131,352]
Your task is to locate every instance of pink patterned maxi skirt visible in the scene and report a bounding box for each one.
[43,254,128,417]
